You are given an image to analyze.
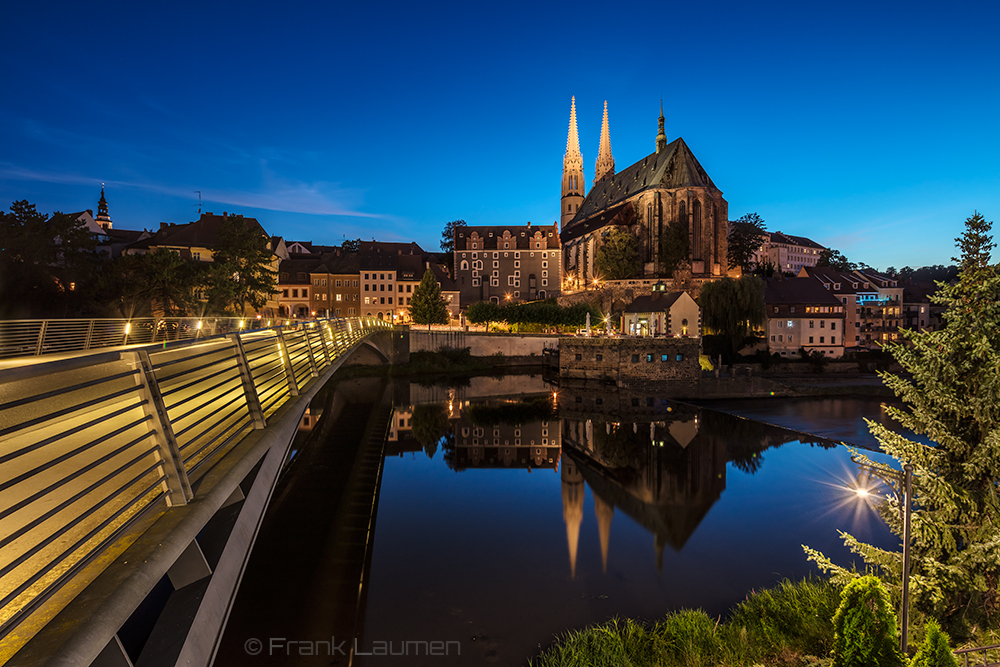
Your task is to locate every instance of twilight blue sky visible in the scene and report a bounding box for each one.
[2,0,998,270]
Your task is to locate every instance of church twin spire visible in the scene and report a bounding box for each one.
[561,97,586,228]
[594,100,615,185]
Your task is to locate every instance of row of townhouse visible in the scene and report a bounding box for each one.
[797,267,913,348]
[766,267,943,357]
[277,241,460,323]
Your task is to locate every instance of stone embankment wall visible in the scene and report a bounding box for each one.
[409,330,558,359]
[558,337,701,387]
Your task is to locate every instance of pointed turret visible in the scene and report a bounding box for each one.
[594,101,615,185]
[561,452,585,579]
[96,184,112,229]
[656,100,667,154]
[594,494,614,574]
[561,97,585,229]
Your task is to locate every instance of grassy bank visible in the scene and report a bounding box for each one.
[530,578,841,667]
[529,577,1000,667]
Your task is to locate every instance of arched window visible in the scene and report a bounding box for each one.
[692,199,702,260]
[678,200,687,225]
[460,260,469,271]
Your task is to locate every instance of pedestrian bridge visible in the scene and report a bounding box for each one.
[0,317,403,666]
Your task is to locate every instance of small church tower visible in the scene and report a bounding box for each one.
[594,100,615,185]
[561,96,585,229]
[96,184,113,230]
[656,101,667,154]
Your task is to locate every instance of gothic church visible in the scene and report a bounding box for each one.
[560,97,729,287]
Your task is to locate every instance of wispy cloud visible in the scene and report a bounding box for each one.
[0,164,385,219]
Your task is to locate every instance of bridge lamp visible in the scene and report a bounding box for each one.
[850,452,914,653]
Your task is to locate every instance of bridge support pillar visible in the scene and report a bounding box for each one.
[94,635,132,667]
[166,540,212,590]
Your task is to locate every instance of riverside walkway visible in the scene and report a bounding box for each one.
[0,317,401,666]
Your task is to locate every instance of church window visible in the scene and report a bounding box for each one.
[493,261,499,268]
[461,260,469,271]
[514,261,520,268]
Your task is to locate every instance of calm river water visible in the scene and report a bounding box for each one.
[220,374,906,666]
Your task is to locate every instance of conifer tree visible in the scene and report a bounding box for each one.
[832,575,904,667]
[409,268,449,327]
[909,620,958,667]
[805,212,1000,627]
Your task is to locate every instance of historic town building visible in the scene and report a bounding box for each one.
[453,223,561,304]
[560,100,729,288]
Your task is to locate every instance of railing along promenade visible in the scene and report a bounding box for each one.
[0,316,392,664]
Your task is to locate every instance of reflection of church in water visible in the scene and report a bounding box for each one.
[559,405,728,575]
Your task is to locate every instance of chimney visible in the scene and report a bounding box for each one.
[160,222,169,230]
[527,221,531,226]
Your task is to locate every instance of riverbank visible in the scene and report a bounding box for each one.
[528,577,1000,667]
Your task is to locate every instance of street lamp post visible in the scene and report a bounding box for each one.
[851,453,914,654]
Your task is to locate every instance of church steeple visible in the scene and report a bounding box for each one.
[561,96,585,229]
[594,100,615,185]
[96,183,112,229]
[656,100,667,154]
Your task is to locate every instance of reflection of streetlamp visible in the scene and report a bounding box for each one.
[851,452,913,653]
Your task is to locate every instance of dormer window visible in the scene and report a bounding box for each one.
[834,283,841,290]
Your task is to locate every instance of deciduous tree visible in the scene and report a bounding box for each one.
[595,226,640,281]
[659,220,690,276]
[817,248,857,272]
[440,219,466,277]
[207,216,277,316]
[698,276,766,362]
[727,212,768,273]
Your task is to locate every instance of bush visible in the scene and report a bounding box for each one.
[832,575,904,667]
[910,620,958,667]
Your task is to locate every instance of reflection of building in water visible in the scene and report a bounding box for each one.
[560,453,584,579]
[298,405,324,432]
[387,407,413,442]
[560,408,728,574]
[451,412,561,470]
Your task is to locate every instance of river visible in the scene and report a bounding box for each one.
[218,374,905,666]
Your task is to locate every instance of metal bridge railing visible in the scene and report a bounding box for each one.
[0,316,392,659]
[0,316,329,361]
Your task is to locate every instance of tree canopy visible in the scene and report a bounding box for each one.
[805,212,1000,629]
[595,226,640,281]
[727,212,768,273]
[659,220,690,276]
[466,300,599,330]
[817,248,857,272]
[439,219,466,277]
[698,276,766,362]
[206,216,277,316]
[409,268,450,326]
[0,201,97,317]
